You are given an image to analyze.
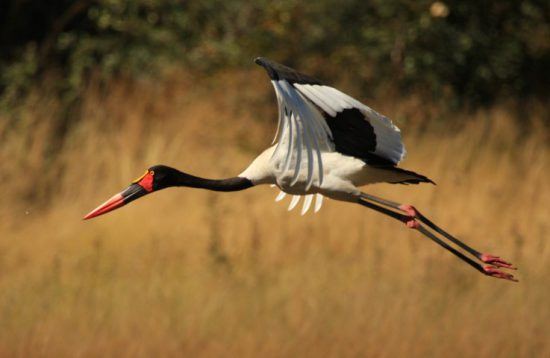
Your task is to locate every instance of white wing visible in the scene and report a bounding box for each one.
[270,80,334,189]
[256,57,406,181]
[294,84,406,164]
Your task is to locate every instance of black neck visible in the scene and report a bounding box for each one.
[175,173,254,192]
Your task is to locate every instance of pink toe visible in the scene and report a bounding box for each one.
[480,253,516,270]
[483,266,518,282]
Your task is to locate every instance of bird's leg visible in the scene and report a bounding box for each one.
[357,197,517,282]
[360,193,516,270]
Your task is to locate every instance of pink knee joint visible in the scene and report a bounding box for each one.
[405,218,420,229]
[399,204,418,218]
[399,204,419,229]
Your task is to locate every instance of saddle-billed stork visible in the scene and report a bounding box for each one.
[84,57,517,282]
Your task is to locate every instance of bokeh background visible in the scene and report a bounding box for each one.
[1,1,549,357]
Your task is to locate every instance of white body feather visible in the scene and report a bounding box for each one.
[240,145,420,205]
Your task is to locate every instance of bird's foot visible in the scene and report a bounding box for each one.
[479,253,516,270]
[483,266,518,282]
[398,204,420,229]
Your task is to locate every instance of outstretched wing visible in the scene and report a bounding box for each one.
[256,57,406,189]
[256,58,333,190]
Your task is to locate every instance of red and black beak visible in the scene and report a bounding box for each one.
[83,183,150,220]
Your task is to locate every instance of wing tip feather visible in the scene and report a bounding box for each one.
[255,57,322,85]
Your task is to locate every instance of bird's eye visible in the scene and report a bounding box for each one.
[149,170,155,176]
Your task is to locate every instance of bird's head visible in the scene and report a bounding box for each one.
[83,165,181,220]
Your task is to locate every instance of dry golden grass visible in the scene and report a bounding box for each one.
[0,71,548,357]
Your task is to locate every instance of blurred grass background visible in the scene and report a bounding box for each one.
[1,1,549,357]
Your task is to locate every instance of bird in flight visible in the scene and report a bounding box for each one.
[84,57,517,282]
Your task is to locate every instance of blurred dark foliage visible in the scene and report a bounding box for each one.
[1,0,549,110]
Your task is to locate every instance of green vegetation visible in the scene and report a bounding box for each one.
[2,0,549,109]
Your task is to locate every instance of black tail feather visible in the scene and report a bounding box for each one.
[375,166,436,185]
